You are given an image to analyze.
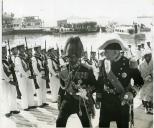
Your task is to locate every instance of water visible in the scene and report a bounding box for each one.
[2,31,152,57]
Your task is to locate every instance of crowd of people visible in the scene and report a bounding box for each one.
[1,36,153,128]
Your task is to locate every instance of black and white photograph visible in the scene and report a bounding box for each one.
[0,0,154,127]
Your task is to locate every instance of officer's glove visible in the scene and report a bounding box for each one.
[28,75,34,79]
[145,75,152,82]
[121,92,134,105]
[9,81,17,86]
[95,102,101,109]
[76,88,88,100]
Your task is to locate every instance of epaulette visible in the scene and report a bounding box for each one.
[81,63,92,70]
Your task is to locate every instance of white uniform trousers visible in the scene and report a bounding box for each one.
[36,77,46,106]
[1,80,18,114]
[27,78,35,106]
[17,76,28,109]
[49,74,60,102]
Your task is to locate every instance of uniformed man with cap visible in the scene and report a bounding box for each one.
[47,47,61,103]
[96,38,144,128]
[41,46,50,90]
[15,43,31,110]
[24,45,37,109]
[1,44,20,117]
[56,36,96,127]
[10,44,22,99]
[139,50,153,114]
[32,45,48,107]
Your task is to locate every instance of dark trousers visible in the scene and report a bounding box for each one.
[99,93,129,128]
[56,95,91,128]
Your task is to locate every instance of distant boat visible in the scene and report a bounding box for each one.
[114,25,146,41]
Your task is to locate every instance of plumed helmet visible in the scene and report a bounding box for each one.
[64,36,84,58]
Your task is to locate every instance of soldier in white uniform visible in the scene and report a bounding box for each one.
[15,44,30,110]
[139,50,153,114]
[25,46,37,109]
[32,45,48,107]
[47,47,61,102]
[10,44,22,99]
[1,44,20,117]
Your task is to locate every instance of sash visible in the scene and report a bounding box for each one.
[103,59,125,94]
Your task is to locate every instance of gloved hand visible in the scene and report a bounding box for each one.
[76,88,88,100]
[9,81,17,86]
[145,75,152,82]
[121,92,134,105]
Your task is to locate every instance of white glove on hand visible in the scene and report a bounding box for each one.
[76,88,88,100]
[145,75,152,82]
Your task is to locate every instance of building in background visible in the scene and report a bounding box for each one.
[2,12,14,34]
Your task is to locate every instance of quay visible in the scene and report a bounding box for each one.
[0,93,153,128]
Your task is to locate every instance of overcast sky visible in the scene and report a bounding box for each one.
[3,0,154,26]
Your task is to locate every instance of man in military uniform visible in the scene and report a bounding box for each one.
[47,47,61,103]
[15,43,32,110]
[139,50,153,114]
[24,45,37,109]
[56,36,96,127]
[10,44,22,99]
[2,44,20,117]
[32,45,48,107]
[96,39,144,128]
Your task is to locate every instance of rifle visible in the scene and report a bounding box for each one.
[44,40,50,89]
[25,37,39,89]
[7,40,22,98]
[56,43,61,71]
[98,50,100,60]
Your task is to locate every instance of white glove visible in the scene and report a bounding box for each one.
[76,88,88,100]
[145,75,152,81]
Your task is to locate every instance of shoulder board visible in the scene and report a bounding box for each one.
[80,63,92,70]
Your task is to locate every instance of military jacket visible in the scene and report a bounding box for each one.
[96,56,144,102]
[59,63,96,97]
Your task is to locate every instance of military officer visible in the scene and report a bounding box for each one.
[47,47,61,103]
[96,38,144,128]
[32,45,48,107]
[56,36,96,127]
[2,44,20,117]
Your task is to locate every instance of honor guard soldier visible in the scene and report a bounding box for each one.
[10,44,22,99]
[2,44,20,117]
[96,39,144,128]
[24,45,37,109]
[47,47,61,103]
[32,45,48,107]
[56,36,96,127]
[15,43,32,110]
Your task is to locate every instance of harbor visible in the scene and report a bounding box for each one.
[1,0,154,128]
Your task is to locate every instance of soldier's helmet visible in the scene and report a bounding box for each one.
[64,36,84,58]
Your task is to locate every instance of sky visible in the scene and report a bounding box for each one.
[3,0,154,26]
